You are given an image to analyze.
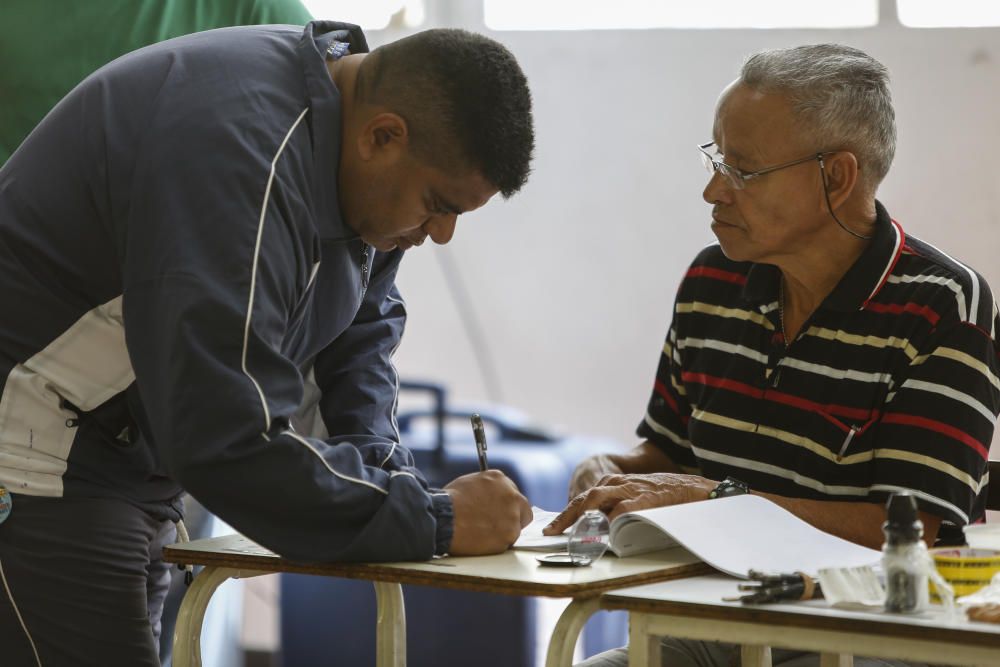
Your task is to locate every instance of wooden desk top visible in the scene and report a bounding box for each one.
[164,534,711,598]
[602,575,1000,649]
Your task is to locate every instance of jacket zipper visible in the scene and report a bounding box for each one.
[360,242,370,294]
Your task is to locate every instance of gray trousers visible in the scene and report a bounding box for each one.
[578,640,924,667]
[0,494,176,666]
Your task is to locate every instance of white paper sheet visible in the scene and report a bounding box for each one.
[513,507,568,550]
[611,495,882,578]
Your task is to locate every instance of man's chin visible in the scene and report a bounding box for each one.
[364,237,400,252]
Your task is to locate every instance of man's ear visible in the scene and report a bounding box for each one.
[356,112,409,162]
[820,151,860,210]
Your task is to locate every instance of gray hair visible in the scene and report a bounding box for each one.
[740,44,896,192]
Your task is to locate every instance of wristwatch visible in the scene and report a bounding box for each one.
[709,476,750,499]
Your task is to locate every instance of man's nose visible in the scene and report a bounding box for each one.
[702,170,733,205]
[423,215,458,245]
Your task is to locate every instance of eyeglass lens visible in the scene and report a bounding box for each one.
[700,147,744,190]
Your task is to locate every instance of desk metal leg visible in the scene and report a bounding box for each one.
[172,566,269,667]
[374,581,406,667]
[546,596,601,667]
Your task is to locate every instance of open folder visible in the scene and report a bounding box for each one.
[515,495,881,578]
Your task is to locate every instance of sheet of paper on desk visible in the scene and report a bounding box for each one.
[513,507,568,550]
[609,495,882,578]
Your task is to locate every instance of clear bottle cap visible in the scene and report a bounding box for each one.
[567,510,610,566]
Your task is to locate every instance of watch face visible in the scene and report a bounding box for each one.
[712,478,749,498]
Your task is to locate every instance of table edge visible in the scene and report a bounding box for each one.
[600,595,1000,647]
[163,545,713,597]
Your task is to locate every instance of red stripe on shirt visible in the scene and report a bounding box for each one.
[863,301,941,326]
[862,219,906,307]
[881,412,989,460]
[685,266,747,286]
[654,380,683,419]
[646,380,681,414]
[681,372,877,427]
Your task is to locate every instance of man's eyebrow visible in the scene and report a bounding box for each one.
[719,144,749,164]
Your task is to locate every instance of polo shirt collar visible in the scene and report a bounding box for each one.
[742,200,906,312]
[297,21,370,241]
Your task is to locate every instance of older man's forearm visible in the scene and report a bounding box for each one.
[756,492,942,550]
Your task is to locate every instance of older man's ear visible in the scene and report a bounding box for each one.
[820,150,861,210]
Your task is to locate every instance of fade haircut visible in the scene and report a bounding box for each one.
[357,29,534,198]
[740,44,896,192]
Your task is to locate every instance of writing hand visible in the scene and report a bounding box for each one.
[542,472,716,535]
[444,470,532,556]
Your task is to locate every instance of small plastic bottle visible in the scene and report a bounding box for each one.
[567,510,610,566]
[882,492,929,613]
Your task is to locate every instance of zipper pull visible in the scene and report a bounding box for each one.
[360,243,370,292]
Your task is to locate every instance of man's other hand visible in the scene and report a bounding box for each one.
[543,472,716,535]
[568,454,624,499]
[444,470,532,556]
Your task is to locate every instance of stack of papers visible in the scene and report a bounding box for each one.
[515,495,882,579]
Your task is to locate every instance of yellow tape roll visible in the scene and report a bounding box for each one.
[930,547,1000,601]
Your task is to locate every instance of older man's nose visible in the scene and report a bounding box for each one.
[703,169,734,205]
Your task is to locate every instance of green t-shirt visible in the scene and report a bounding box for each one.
[0,0,314,164]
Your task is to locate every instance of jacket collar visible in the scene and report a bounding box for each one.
[297,21,370,241]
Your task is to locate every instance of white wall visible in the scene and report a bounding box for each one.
[370,11,1000,451]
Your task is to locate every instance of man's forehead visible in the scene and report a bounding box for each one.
[712,82,800,158]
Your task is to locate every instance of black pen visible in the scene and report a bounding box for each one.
[470,414,489,472]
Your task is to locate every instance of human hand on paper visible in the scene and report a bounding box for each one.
[444,470,532,555]
[567,454,624,499]
[568,441,683,499]
[542,472,716,535]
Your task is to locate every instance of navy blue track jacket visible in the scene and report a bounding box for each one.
[0,21,454,561]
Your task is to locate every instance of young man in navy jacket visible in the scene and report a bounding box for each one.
[0,21,535,665]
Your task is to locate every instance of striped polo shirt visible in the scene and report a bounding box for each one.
[638,201,1000,545]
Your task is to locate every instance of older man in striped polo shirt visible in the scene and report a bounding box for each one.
[550,44,999,667]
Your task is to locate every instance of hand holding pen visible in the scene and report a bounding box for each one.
[442,414,530,556]
[471,414,489,472]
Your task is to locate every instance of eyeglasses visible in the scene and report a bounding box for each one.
[698,141,832,190]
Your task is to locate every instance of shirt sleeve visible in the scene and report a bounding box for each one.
[307,253,453,552]
[870,315,1000,529]
[122,112,451,562]
[313,255,441,457]
[636,315,699,471]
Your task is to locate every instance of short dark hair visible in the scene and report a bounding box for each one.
[359,29,534,198]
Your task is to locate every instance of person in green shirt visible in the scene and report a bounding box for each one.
[0,0,313,165]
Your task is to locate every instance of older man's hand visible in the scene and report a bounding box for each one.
[567,454,625,499]
[542,472,717,535]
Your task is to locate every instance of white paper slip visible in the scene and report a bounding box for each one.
[817,565,885,610]
[513,507,567,550]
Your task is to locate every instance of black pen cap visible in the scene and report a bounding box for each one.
[883,492,923,545]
